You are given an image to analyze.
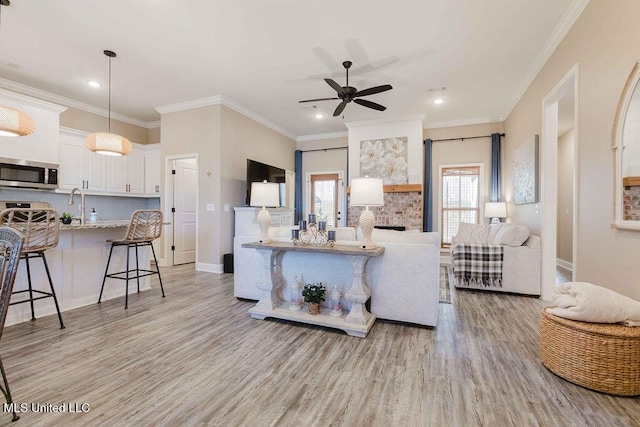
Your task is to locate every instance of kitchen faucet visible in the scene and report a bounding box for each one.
[68,187,86,225]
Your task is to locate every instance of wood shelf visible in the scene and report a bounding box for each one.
[623,176,640,186]
[346,183,422,194]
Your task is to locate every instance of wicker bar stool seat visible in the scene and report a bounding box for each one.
[540,307,640,396]
[98,210,165,309]
[0,208,64,329]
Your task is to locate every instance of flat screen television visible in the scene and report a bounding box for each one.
[246,159,286,205]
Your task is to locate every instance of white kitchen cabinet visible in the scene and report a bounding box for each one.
[144,144,161,196]
[59,128,107,192]
[106,149,145,195]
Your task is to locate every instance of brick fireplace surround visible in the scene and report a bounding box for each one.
[347,191,423,231]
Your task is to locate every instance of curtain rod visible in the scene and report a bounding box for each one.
[299,146,348,153]
[428,133,505,143]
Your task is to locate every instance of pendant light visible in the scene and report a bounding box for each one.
[0,0,35,137]
[84,50,132,156]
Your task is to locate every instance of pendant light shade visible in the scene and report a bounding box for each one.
[85,50,132,156]
[0,1,35,138]
[0,105,35,137]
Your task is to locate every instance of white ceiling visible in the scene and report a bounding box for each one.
[0,0,581,138]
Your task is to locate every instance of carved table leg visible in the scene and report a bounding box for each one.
[344,255,372,325]
[255,249,284,310]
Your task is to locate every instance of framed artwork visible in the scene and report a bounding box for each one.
[513,134,539,205]
[359,136,408,184]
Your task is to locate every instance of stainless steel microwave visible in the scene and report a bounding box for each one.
[0,157,59,189]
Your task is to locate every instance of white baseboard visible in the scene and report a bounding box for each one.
[157,257,170,267]
[196,262,223,273]
[556,258,573,271]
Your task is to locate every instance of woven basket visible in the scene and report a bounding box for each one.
[307,302,320,315]
[540,307,640,396]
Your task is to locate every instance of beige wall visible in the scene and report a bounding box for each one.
[148,126,161,144]
[504,0,640,299]
[557,129,574,264]
[161,105,222,267]
[220,106,296,257]
[297,137,349,221]
[425,123,505,233]
[60,107,151,144]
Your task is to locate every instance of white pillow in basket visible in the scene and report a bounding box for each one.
[492,224,530,247]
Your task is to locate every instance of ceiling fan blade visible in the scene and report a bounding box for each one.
[298,97,340,103]
[333,101,348,116]
[354,98,386,111]
[325,78,346,95]
[354,84,393,98]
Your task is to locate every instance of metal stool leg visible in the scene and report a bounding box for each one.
[0,354,19,422]
[135,244,140,293]
[125,244,130,309]
[98,244,115,304]
[41,253,65,329]
[150,242,165,298]
[23,255,36,321]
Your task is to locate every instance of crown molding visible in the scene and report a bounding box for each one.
[424,116,504,129]
[147,121,161,129]
[344,114,426,129]
[59,126,89,138]
[0,87,67,114]
[0,78,157,129]
[296,131,348,142]
[155,95,297,141]
[503,0,590,120]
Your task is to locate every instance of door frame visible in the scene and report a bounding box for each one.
[305,170,346,227]
[162,153,199,268]
[540,64,579,300]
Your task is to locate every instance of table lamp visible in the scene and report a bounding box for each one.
[485,202,507,224]
[350,177,384,249]
[250,180,280,243]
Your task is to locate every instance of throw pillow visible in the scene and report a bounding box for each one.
[492,224,530,247]
[488,223,504,244]
[454,222,490,244]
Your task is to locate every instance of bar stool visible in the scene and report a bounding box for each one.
[0,227,25,422]
[98,210,165,309]
[0,208,65,329]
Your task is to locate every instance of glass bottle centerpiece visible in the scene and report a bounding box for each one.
[289,276,304,311]
[329,285,343,317]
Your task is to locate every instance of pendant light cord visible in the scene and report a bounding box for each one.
[108,54,112,133]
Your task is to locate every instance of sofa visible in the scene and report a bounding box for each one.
[451,222,541,295]
[234,225,441,327]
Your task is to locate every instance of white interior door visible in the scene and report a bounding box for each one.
[172,158,197,265]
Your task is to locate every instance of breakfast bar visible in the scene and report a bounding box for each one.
[5,220,153,326]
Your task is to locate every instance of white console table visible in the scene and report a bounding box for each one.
[241,241,384,338]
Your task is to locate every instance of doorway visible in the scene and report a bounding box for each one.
[541,65,578,299]
[164,155,198,266]
[306,171,345,227]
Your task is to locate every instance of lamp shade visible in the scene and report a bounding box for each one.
[484,202,507,218]
[250,180,280,207]
[0,105,35,137]
[85,132,132,156]
[350,177,384,206]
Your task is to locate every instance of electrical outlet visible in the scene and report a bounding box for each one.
[206,204,215,212]
[224,204,230,212]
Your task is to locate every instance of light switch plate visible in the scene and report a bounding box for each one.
[206,204,215,212]
[224,204,230,212]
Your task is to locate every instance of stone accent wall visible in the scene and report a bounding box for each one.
[623,186,640,220]
[348,191,423,231]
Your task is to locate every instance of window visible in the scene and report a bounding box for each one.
[310,173,339,227]
[441,166,481,247]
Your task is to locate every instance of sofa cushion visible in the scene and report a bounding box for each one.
[488,223,503,244]
[492,224,530,247]
[454,222,490,244]
[356,228,440,245]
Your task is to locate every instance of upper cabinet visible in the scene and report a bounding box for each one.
[58,128,160,197]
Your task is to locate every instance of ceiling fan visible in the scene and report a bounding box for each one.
[299,61,393,117]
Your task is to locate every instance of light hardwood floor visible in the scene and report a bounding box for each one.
[1,265,638,426]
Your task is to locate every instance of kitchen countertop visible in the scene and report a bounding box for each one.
[59,220,130,230]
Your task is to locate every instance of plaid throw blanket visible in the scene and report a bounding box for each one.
[452,244,503,288]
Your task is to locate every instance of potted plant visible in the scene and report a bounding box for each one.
[302,282,326,315]
[61,212,73,225]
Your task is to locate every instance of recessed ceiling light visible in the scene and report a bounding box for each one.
[87,81,101,88]
[433,98,444,105]
[315,113,324,119]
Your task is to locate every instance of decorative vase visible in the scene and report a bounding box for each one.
[61,217,72,225]
[329,285,343,317]
[307,302,320,315]
[289,276,303,311]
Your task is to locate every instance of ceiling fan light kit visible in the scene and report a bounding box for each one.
[299,61,393,116]
[84,50,132,156]
[0,0,35,137]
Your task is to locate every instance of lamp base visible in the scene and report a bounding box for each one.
[257,208,272,243]
[358,209,377,249]
[490,217,501,225]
